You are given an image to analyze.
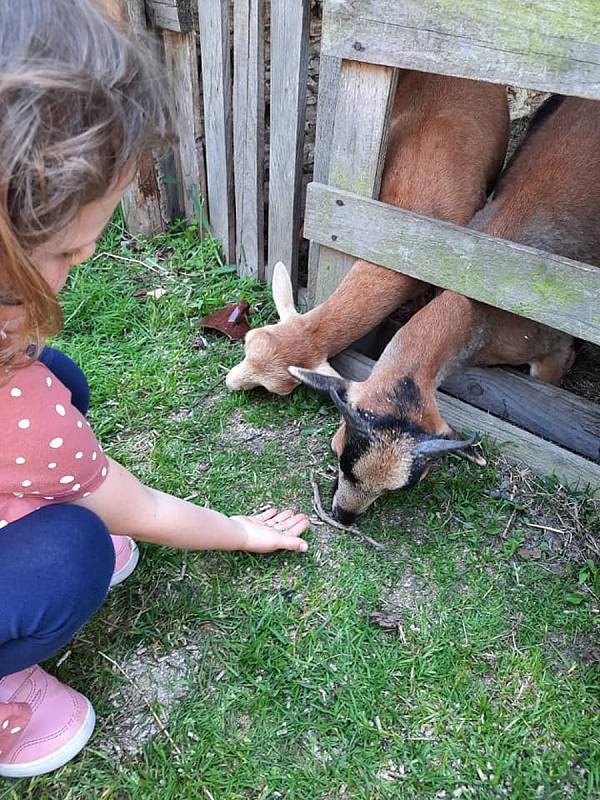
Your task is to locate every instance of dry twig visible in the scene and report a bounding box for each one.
[99,650,183,757]
[309,470,386,550]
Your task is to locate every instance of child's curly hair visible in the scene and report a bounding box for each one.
[0,0,173,370]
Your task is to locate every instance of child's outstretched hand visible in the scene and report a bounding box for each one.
[232,508,309,553]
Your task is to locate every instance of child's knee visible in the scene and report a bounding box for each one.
[7,505,115,612]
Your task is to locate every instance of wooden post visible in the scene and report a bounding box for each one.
[233,0,265,279]
[162,29,208,225]
[311,60,397,306]
[266,0,310,288]
[306,54,341,306]
[146,0,193,32]
[105,0,169,235]
[198,0,235,263]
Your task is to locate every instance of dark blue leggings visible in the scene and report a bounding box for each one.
[0,348,114,678]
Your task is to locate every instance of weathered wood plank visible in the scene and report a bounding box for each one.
[198,0,235,262]
[332,349,600,490]
[105,0,169,235]
[267,0,310,288]
[322,0,600,100]
[352,314,600,462]
[146,0,193,32]
[233,0,265,279]
[162,30,207,225]
[312,61,396,306]
[304,183,600,345]
[307,55,341,306]
[441,367,600,463]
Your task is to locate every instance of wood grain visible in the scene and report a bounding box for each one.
[304,183,600,345]
[306,55,341,306]
[331,349,600,489]
[312,61,396,306]
[267,0,310,288]
[322,0,600,100]
[162,30,207,223]
[106,0,169,235]
[198,0,235,262]
[146,0,193,32]
[233,0,265,278]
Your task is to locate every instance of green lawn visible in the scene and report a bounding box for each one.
[3,218,598,800]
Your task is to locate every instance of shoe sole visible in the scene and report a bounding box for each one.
[109,539,140,588]
[0,699,95,778]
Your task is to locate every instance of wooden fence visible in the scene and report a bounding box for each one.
[111,0,312,290]
[305,0,600,488]
[111,0,600,487]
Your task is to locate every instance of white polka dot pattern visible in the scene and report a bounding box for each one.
[1,361,110,525]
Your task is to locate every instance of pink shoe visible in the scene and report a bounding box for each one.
[110,535,139,587]
[0,666,95,778]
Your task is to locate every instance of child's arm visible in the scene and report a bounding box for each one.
[74,457,308,553]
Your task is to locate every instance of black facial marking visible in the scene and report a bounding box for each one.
[338,375,425,483]
[339,428,372,484]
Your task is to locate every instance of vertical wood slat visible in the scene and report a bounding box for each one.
[312,60,397,305]
[307,54,341,306]
[197,0,235,263]
[162,30,208,225]
[107,0,169,235]
[233,0,265,279]
[266,0,310,288]
[146,0,193,32]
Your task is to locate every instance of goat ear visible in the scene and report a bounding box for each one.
[288,365,349,396]
[413,432,479,460]
[271,262,298,321]
[313,359,344,379]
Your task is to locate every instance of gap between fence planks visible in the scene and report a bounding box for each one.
[332,350,600,490]
[198,0,235,263]
[266,0,310,289]
[322,0,600,99]
[233,0,265,279]
[312,60,397,306]
[304,182,600,346]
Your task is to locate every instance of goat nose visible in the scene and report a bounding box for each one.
[333,505,357,526]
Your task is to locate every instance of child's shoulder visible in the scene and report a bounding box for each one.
[1,359,66,409]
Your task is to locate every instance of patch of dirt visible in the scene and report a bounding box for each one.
[545,632,600,669]
[490,457,599,569]
[218,408,303,455]
[97,643,205,759]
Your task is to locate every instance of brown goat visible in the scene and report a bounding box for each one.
[292,95,600,522]
[226,71,509,395]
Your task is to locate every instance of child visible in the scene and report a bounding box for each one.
[0,0,309,778]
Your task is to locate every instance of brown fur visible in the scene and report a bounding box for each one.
[226,72,509,395]
[320,96,600,519]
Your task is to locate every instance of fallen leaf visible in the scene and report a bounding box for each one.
[200,300,251,340]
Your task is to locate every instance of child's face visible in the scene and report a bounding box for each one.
[29,174,132,294]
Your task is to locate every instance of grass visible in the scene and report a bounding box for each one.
[2,216,598,800]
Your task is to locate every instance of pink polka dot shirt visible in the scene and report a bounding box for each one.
[0,361,109,529]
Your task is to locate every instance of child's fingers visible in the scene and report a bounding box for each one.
[276,514,309,535]
[278,534,309,552]
[252,508,279,524]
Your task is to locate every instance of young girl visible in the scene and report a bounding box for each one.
[0,0,309,778]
